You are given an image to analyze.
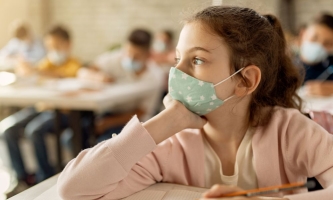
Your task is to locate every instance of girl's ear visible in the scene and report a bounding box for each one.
[235,65,261,97]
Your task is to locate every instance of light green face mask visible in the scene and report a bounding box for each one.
[168,67,244,116]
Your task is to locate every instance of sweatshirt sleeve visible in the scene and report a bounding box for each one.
[283,112,333,200]
[57,116,164,200]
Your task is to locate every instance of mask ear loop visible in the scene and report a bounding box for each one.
[222,95,234,102]
[213,67,244,87]
[213,67,245,102]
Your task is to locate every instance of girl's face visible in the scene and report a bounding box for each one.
[175,22,238,102]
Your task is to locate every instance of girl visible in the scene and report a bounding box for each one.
[58,6,333,200]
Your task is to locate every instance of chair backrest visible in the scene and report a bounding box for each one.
[309,111,333,134]
[305,111,330,191]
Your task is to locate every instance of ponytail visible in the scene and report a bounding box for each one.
[264,14,303,109]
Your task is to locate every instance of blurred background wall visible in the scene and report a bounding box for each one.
[0,0,332,62]
[294,0,333,28]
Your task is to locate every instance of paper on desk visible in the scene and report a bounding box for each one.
[121,183,207,200]
[33,185,61,200]
[121,190,166,200]
[33,183,207,200]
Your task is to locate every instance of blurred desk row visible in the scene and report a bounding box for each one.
[0,76,158,170]
[298,87,333,114]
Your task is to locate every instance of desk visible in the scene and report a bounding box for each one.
[0,78,160,170]
[8,175,59,200]
[8,174,208,200]
[0,78,158,113]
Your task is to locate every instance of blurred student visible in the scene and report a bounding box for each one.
[151,30,176,106]
[78,29,163,141]
[151,30,175,66]
[0,26,80,186]
[286,24,307,58]
[0,20,45,70]
[297,13,333,96]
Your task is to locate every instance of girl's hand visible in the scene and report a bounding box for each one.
[199,184,289,200]
[200,184,245,199]
[143,94,206,144]
[163,94,207,129]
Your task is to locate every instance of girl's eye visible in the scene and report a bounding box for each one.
[193,58,204,65]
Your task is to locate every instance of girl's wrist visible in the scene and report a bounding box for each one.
[164,104,190,130]
[143,105,188,144]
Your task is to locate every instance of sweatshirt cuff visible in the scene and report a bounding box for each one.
[105,115,157,172]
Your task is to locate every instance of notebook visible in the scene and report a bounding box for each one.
[33,183,209,200]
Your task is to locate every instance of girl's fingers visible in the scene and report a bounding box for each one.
[162,93,207,129]
[162,93,173,108]
[202,184,243,198]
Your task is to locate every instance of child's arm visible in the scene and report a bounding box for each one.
[38,70,61,78]
[14,60,36,76]
[58,100,205,199]
[58,115,159,200]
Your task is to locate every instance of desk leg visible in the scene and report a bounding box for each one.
[54,109,63,172]
[69,110,82,156]
[86,111,96,147]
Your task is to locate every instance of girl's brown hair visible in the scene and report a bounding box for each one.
[187,6,303,126]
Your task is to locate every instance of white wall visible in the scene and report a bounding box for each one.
[1,0,333,62]
[223,0,280,16]
[47,0,211,62]
[0,0,47,47]
[294,0,333,30]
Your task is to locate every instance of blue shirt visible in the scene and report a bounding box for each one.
[297,56,333,83]
[0,37,46,68]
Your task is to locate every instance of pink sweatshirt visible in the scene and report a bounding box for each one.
[58,107,333,200]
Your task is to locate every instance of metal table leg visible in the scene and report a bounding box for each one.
[69,110,83,156]
[54,109,63,172]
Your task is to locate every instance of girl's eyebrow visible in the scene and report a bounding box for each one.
[175,46,212,54]
[189,46,211,53]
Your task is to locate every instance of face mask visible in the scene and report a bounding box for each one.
[168,67,244,116]
[300,41,328,64]
[48,50,68,66]
[121,57,143,72]
[153,40,167,53]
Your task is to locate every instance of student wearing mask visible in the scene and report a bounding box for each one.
[77,29,163,141]
[58,6,333,200]
[151,30,176,66]
[0,26,80,186]
[298,13,333,96]
[0,20,45,70]
[37,26,80,78]
[151,30,177,106]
